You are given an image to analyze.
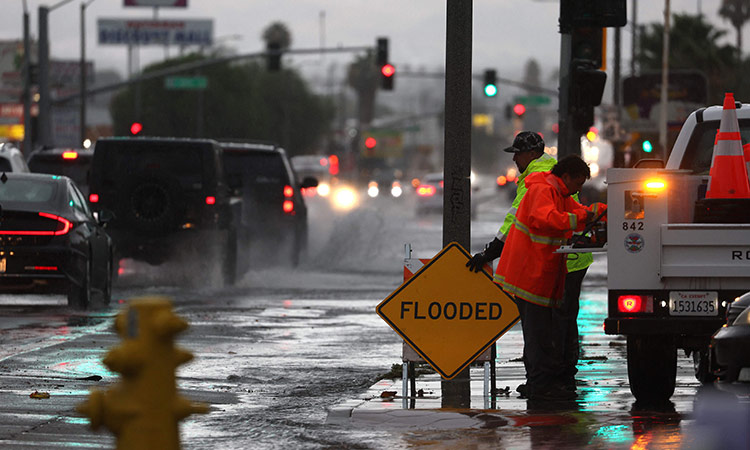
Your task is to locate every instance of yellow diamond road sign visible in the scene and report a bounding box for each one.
[377,242,519,380]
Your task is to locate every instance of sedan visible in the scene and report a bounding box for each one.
[710,291,750,382]
[0,173,113,309]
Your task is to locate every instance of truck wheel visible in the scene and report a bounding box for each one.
[627,335,676,402]
[693,348,716,384]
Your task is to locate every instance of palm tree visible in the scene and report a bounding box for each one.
[637,13,736,103]
[347,52,379,126]
[719,0,750,57]
[262,22,292,50]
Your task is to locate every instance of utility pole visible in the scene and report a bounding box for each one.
[442,0,472,409]
[22,1,32,154]
[38,5,51,148]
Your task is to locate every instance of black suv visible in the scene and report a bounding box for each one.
[88,137,238,284]
[221,141,316,267]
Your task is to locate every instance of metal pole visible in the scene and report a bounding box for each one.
[442,0,472,409]
[631,0,637,76]
[79,2,86,145]
[38,6,51,147]
[22,6,33,154]
[659,0,670,159]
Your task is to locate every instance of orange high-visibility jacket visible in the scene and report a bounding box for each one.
[493,171,590,308]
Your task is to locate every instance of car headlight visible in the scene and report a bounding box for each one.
[733,306,750,326]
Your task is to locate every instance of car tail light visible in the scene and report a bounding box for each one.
[62,151,78,160]
[205,196,216,205]
[617,295,654,314]
[89,193,99,203]
[497,175,507,186]
[417,185,436,197]
[283,185,294,198]
[0,212,72,236]
[283,200,294,213]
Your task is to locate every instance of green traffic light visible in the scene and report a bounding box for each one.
[484,84,498,97]
[642,140,653,153]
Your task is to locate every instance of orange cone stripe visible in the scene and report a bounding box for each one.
[715,132,742,143]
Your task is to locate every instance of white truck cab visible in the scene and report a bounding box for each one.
[605,102,750,402]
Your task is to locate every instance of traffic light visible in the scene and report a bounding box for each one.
[571,27,605,69]
[376,37,395,90]
[130,122,143,135]
[483,69,498,97]
[266,42,281,71]
[569,59,606,134]
[365,136,377,149]
[642,139,653,153]
[513,103,526,117]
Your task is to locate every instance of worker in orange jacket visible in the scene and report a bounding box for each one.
[496,155,594,401]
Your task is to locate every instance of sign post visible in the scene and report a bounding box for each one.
[377,243,519,383]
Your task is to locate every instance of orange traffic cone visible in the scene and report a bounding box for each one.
[743,142,750,180]
[706,93,750,199]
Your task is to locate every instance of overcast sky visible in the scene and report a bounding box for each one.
[0,1,737,85]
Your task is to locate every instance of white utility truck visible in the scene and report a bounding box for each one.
[604,102,750,402]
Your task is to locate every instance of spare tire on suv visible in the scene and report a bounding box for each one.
[88,137,240,285]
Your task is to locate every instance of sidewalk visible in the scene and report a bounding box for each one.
[326,365,537,429]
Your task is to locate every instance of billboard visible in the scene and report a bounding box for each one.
[98,19,212,46]
[124,0,187,6]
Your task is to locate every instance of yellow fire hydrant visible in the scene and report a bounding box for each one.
[77,296,208,450]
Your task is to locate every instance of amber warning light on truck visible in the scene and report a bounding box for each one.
[645,178,666,191]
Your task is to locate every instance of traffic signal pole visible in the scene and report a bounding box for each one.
[442,0,472,409]
[557,32,578,159]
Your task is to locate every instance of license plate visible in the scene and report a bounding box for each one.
[669,291,718,316]
[0,258,5,273]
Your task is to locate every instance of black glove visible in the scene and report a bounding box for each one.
[466,238,504,272]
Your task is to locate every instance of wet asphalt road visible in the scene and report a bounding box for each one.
[0,187,747,449]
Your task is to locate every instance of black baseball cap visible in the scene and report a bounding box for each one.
[503,131,545,153]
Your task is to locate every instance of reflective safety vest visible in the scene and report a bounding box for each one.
[494,171,590,308]
[496,152,593,273]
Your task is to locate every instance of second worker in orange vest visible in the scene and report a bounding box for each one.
[495,155,595,402]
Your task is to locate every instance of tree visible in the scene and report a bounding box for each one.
[109,53,334,155]
[637,13,737,103]
[346,52,379,126]
[719,0,750,57]
[262,22,292,50]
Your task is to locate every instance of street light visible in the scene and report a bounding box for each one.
[80,0,97,146]
[38,0,76,148]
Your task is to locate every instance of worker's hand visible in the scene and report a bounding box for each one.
[466,253,490,272]
[585,209,596,223]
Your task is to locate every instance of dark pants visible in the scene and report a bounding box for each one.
[513,296,565,392]
[559,268,588,385]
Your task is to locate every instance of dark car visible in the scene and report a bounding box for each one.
[27,147,94,196]
[710,292,750,382]
[0,173,113,309]
[88,137,239,285]
[221,141,317,267]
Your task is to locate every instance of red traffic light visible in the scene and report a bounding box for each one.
[381,64,395,78]
[365,137,377,149]
[513,104,526,117]
[130,122,143,135]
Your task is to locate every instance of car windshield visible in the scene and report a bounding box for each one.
[29,157,90,188]
[223,151,288,187]
[0,178,56,203]
[681,118,750,174]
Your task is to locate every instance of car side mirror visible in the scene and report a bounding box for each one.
[97,209,115,224]
[300,176,318,189]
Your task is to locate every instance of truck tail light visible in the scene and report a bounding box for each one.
[89,193,99,203]
[283,185,295,214]
[205,196,216,205]
[617,295,654,313]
